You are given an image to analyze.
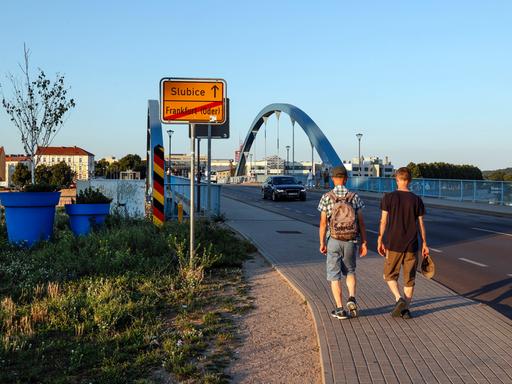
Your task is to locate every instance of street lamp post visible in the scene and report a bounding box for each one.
[356,133,363,176]
[285,145,290,175]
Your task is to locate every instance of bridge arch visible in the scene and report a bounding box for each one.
[235,103,342,176]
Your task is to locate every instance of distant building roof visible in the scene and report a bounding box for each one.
[36,146,94,157]
[5,155,30,162]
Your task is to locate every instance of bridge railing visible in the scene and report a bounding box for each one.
[165,176,222,218]
[347,177,512,206]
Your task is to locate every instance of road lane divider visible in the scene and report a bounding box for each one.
[458,258,488,267]
[430,247,443,253]
[472,227,512,237]
[366,229,379,234]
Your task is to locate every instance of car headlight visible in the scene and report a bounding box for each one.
[301,188,306,192]
[276,189,285,192]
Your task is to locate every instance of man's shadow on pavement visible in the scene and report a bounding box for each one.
[362,295,478,318]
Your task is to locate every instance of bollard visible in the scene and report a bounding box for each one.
[177,202,183,224]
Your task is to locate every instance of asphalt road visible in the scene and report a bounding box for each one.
[222,184,512,319]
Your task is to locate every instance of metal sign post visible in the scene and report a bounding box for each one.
[159,77,227,268]
[207,123,212,213]
[189,123,195,266]
[196,138,201,213]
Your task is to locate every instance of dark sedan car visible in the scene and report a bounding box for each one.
[262,176,307,201]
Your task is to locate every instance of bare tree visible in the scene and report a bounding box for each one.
[1,44,75,184]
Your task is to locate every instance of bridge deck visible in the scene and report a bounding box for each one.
[222,196,512,384]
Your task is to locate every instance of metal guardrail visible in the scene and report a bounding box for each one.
[165,176,222,217]
[347,177,512,206]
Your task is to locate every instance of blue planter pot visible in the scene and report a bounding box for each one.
[0,191,61,246]
[65,203,111,236]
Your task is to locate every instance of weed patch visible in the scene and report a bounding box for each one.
[0,215,253,383]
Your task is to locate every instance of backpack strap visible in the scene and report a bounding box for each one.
[344,192,356,203]
[327,191,340,202]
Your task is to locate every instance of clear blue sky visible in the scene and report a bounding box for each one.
[1,0,511,170]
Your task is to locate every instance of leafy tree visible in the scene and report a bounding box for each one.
[11,163,31,188]
[94,158,110,177]
[1,44,75,184]
[407,162,482,180]
[35,164,52,184]
[406,162,421,178]
[133,160,147,179]
[118,154,142,171]
[486,171,506,181]
[50,161,74,188]
[107,161,120,179]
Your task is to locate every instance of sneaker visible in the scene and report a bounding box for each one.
[331,307,349,320]
[401,309,412,319]
[346,297,358,318]
[391,298,407,318]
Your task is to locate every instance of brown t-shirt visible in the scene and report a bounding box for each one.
[380,190,425,253]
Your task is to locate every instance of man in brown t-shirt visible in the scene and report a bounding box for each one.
[377,167,429,319]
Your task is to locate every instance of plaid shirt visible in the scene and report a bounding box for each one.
[317,185,365,219]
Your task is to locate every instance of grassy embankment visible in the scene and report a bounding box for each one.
[0,212,255,383]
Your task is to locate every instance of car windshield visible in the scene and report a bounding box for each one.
[272,177,297,185]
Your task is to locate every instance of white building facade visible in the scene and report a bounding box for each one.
[36,146,95,180]
[344,156,394,177]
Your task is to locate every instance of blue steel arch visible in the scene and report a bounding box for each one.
[235,103,342,176]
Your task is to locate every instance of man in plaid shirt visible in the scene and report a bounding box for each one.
[318,166,368,319]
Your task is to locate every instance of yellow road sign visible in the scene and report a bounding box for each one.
[160,78,226,124]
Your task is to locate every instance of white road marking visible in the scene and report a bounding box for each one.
[458,258,488,267]
[429,247,443,253]
[306,213,315,217]
[284,207,291,210]
[472,227,512,237]
[367,229,379,234]
[294,210,303,214]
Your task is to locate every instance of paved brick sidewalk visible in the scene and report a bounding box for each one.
[222,196,512,384]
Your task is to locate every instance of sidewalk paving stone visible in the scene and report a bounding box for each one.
[222,196,512,384]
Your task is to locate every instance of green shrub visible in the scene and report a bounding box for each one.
[75,187,113,204]
[22,183,59,192]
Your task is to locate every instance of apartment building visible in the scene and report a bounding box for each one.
[345,156,395,177]
[36,146,95,180]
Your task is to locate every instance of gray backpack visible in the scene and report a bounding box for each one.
[328,191,358,241]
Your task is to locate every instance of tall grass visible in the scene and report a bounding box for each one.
[0,214,253,383]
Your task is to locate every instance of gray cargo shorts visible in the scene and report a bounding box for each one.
[326,238,357,281]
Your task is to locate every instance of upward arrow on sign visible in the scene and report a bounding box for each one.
[211,85,219,98]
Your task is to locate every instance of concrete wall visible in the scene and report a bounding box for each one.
[77,179,146,218]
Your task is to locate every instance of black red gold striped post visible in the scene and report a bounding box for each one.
[153,144,165,226]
